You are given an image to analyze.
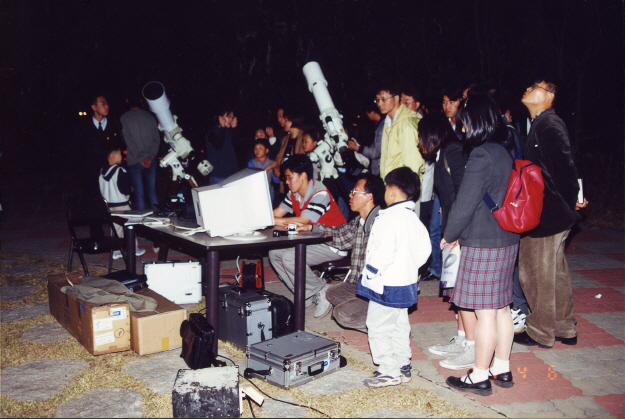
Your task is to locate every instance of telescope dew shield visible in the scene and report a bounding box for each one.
[142,82,176,135]
[302,62,348,152]
[303,62,334,114]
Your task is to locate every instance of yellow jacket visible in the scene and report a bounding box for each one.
[379,104,425,180]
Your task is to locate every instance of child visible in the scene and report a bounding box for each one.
[248,138,279,204]
[302,128,321,181]
[356,166,431,387]
[99,143,145,258]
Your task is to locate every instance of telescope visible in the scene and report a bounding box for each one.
[302,61,349,180]
[142,82,212,187]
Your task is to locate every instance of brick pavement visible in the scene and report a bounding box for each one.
[1,184,623,418]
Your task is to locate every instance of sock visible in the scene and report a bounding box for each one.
[490,358,510,375]
[464,340,475,347]
[462,367,488,383]
[458,330,466,337]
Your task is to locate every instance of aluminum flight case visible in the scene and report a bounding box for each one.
[217,284,273,351]
[245,331,342,388]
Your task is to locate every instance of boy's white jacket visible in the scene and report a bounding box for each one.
[359,200,431,296]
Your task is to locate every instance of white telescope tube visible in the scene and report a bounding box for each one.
[142,82,176,143]
[303,62,334,114]
[142,81,212,182]
[302,62,348,154]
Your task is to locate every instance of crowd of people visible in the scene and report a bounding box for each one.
[74,74,588,394]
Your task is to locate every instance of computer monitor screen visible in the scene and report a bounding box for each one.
[191,168,274,238]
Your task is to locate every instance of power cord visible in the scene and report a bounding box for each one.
[216,355,331,418]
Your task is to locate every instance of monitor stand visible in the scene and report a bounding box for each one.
[223,231,265,241]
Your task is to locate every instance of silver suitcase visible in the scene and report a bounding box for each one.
[245,331,342,388]
[217,284,273,351]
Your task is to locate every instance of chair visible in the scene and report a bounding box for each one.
[66,195,126,276]
[311,251,352,283]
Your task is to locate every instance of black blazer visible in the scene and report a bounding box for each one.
[434,140,468,234]
[524,109,580,238]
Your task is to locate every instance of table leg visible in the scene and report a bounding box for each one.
[294,243,307,331]
[206,250,220,356]
[124,225,136,275]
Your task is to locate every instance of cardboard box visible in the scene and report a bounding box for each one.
[130,287,187,355]
[47,272,131,355]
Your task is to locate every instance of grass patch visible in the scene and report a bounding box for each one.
[1,255,473,418]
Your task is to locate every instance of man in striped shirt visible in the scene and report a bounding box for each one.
[269,155,345,317]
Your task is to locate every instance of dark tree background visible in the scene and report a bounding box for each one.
[1,0,623,219]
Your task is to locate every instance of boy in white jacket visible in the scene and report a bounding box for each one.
[357,167,431,387]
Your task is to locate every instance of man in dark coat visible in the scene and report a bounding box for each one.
[74,95,122,196]
[514,78,588,349]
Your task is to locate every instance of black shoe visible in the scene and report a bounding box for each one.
[488,370,514,388]
[421,272,440,281]
[513,331,552,349]
[446,375,492,396]
[555,335,577,345]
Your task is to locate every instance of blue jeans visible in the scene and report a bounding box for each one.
[428,194,442,277]
[128,162,158,210]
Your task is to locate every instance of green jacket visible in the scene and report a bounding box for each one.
[379,104,425,180]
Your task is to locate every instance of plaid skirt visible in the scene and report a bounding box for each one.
[450,243,518,310]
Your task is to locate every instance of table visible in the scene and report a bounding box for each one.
[116,216,331,355]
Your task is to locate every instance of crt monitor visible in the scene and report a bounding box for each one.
[191,168,274,238]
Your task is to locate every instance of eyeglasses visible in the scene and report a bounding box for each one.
[526,84,555,93]
[349,189,368,196]
[374,96,395,104]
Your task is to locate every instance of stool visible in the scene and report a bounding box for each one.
[311,255,351,283]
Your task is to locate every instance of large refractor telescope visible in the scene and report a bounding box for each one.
[142,82,212,188]
[302,61,349,180]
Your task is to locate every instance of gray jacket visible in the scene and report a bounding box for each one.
[120,109,161,166]
[444,142,520,248]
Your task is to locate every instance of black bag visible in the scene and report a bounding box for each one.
[179,312,223,369]
[260,291,295,338]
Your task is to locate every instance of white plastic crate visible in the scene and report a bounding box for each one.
[143,261,203,304]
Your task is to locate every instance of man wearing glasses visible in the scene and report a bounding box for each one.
[514,78,588,349]
[298,173,386,327]
[377,85,425,187]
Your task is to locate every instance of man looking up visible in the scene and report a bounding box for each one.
[377,84,424,185]
[269,154,346,316]
[514,77,588,349]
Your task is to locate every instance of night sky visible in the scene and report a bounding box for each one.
[2,1,623,201]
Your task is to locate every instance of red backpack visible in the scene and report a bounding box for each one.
[483,149,545,234]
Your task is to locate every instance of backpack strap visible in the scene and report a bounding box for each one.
[482,192,499,212]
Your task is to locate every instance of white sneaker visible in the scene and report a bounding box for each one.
[428,335,466,356]
[511,307,527,333]
[313,284,332,318]
[135,247,146,257]
[112,250,123,260]
[439,342,475,370]
[305,297,316,309]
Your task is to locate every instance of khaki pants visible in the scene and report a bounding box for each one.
[326,282,368,333]
[268,244,342,300]
[518,230,577,347]
[366,301,411,377]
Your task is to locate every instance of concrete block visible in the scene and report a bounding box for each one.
[172,367,239,418]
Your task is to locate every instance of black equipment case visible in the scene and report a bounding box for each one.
[244,331,342,388]
[217,284,294,351]
[180,312,224,369]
